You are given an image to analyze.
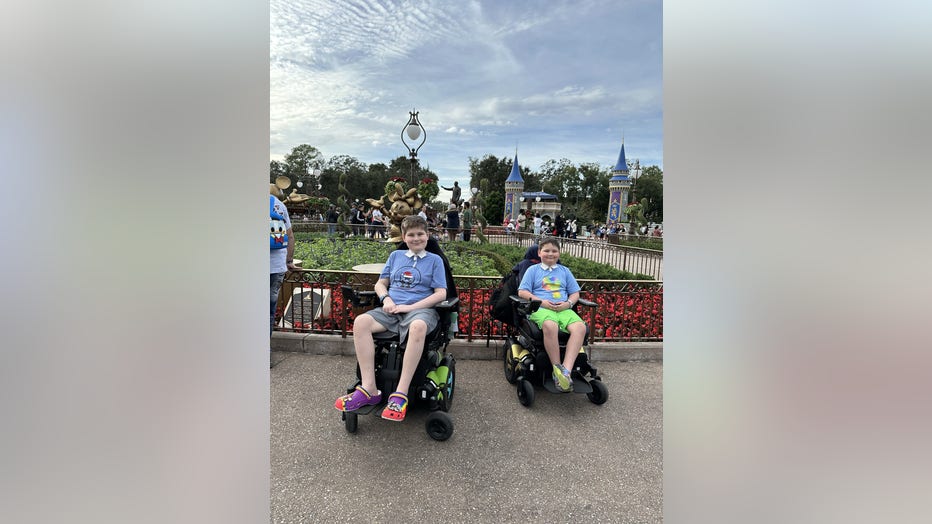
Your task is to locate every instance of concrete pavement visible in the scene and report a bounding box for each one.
[271,353,662,523]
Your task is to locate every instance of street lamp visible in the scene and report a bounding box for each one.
[401,109,427,187]
[299,165,322,195]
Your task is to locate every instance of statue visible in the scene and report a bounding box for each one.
[286,188,310,205]
[270,175,291,200]
[441,181,462,206]
[365,179,427,242]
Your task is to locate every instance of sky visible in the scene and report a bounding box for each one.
[271,0,662,201]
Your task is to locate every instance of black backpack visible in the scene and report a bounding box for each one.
[489,244,543,326]
[489,269,519,325]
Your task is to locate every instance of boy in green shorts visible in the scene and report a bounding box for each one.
[516,238,585,392]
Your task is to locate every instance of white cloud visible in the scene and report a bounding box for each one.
[270,0,663,173]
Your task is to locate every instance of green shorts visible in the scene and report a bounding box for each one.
[528,307,584,332]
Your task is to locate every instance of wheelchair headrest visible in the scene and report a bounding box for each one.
[523,244,540,262]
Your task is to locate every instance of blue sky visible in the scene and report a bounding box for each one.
[271,0,662,199]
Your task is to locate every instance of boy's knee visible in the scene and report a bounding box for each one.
[354,314,373,331]
[409,319,428,336]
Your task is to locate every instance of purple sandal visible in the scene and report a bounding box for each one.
[334,386,382,412]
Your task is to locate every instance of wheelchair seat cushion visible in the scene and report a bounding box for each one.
[363,307,440,344]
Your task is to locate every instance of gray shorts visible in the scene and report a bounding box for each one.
[363,307,440,343]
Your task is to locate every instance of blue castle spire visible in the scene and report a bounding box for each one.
[506,154,524,182]
[610,141,629,181]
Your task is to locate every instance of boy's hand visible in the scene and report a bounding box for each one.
[544,300,566,311]
[382,297,398,314]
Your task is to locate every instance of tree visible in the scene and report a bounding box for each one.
[634,165,663,223]
[473,178,491,243]
[581,163,610,223]
[467,154,527,225]
[327,154,370,204]
[283,144,324,190]
[269,160,288,184]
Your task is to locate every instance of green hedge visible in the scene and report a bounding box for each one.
[454,242,654,280]
[289,234,654,279]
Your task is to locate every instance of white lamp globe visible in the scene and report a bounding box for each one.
[405,123,421,140]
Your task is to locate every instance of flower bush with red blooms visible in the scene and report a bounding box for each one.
[583,288,663,340]
[282,282,662,342]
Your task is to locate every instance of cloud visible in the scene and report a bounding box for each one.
[270,0,663,174]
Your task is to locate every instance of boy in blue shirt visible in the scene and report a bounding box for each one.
[517,238,585,392]
[334,215,448,421]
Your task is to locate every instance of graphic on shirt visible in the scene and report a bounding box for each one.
[270,218,287,247]
[393,268,420,289]
[270,196,289,250]
[542,275,563,299]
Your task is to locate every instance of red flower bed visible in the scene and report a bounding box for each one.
[278,282,662,341]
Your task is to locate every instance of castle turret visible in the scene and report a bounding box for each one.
[607,141,632,224]
[504,153,525,224]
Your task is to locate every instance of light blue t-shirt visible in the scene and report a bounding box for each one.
[380,250,447,305]
[518,263,580,302]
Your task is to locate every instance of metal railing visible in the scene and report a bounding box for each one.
[275,270,662,343]
[470,230,663,279]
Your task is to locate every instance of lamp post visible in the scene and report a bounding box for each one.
[401,109,427,187]
[299,165,322,195]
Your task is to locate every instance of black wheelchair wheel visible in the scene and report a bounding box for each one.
[587,380,609,405]
[503,341,517,384]
[516,378,535,407]
[425,411,454,441]
[343,411,358,433]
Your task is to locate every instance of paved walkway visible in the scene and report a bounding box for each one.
[271,353,662,523]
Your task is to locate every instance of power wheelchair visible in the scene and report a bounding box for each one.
[338,237,459,441]
[497,245,609,408]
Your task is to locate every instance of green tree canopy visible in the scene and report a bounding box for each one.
[283,144,325,190]
[269,160,288,184]
[271,143,660,226]
[634,165,663,223]
[468,154,530,225]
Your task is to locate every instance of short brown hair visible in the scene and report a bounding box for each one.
[401,214,429,234]
[538,237,561,251]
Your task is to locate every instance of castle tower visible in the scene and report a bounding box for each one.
[607,140,632,224]
[504,153,525,224]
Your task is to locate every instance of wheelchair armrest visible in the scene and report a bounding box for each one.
[509,295,540,314]
[435,297,459,311]
[577,298,597,308]
[340,285,378,308]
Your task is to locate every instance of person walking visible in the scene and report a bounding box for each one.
[445,204,460,242]
[371,206,385,239]
[460,202,474,242]
[326,205,339,236]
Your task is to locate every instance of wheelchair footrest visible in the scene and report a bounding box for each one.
[345,402,384,416]
[539,371,594,394]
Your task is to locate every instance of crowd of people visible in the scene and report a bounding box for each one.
[285,198,661,242]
